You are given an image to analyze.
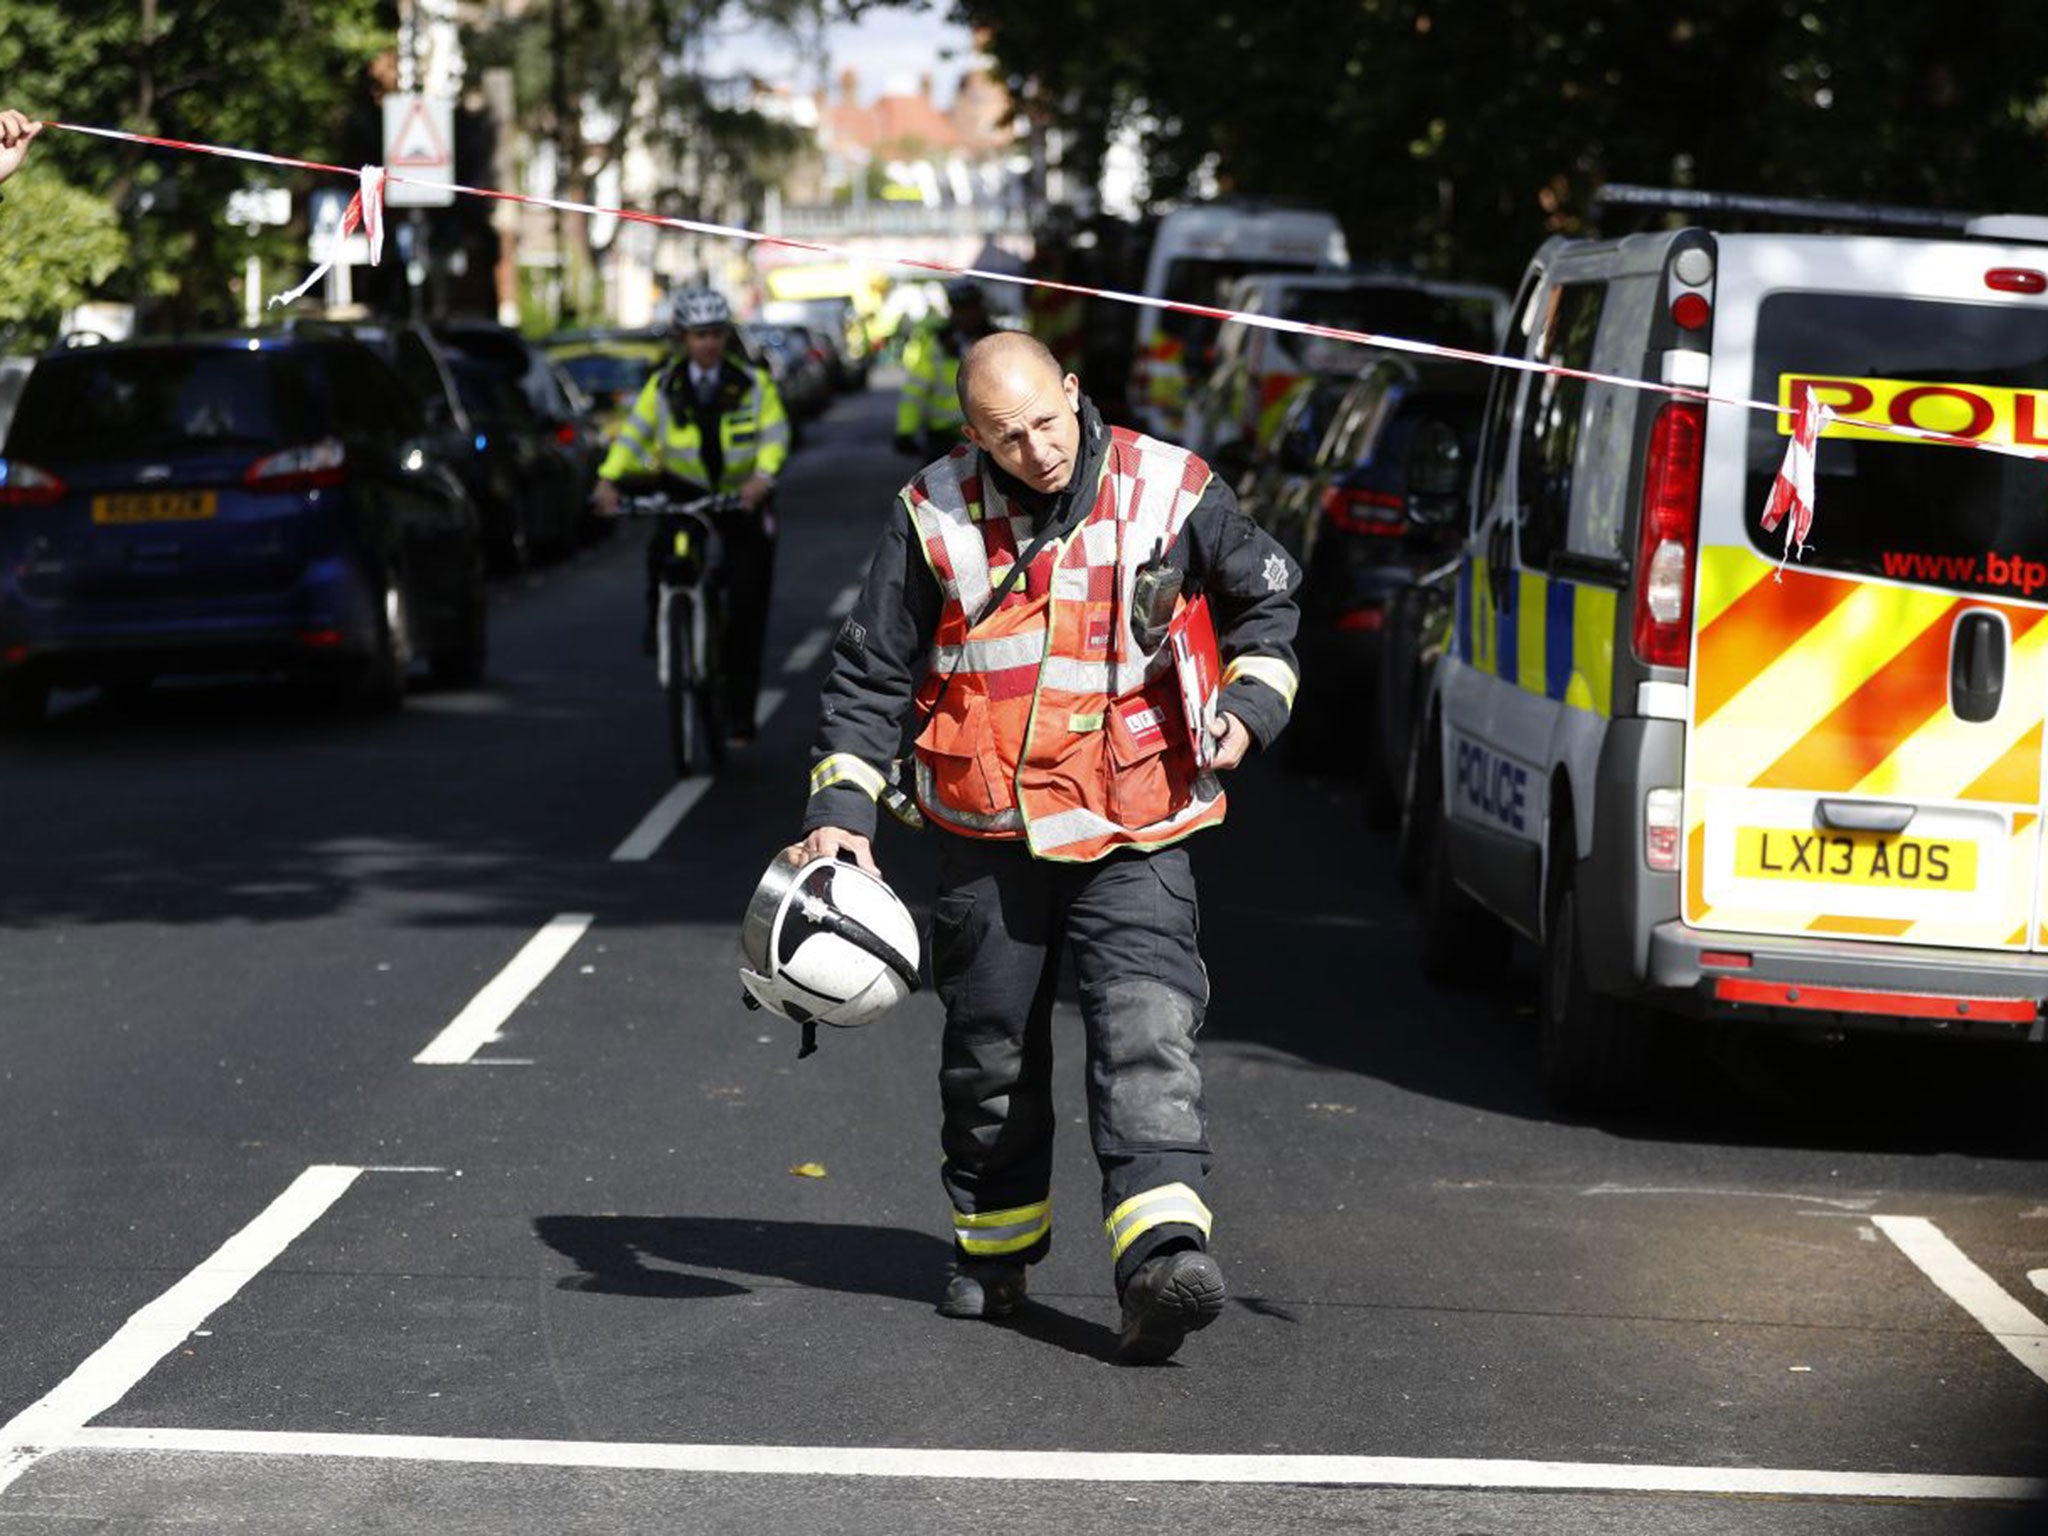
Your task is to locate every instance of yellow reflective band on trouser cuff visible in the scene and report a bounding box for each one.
[810,753,889,801]
[1222,655,1299,711]
[1103,1183,1213,1261]
[953,1200,1050,1256]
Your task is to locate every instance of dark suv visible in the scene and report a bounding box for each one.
[0,332,487,722]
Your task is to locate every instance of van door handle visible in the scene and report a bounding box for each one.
[1950,610,2005,723]
[1816,799,1915,834]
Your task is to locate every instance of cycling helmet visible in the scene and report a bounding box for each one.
[739,849,921,1055]
[671,286,733,331]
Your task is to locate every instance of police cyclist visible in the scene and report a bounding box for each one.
[594,287,791,744]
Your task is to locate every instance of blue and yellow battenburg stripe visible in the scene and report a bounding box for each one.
[1457,557,1617,715]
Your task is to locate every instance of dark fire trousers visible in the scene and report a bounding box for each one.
[931,832,1214,1291]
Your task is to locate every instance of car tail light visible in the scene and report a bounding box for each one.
[1644,787,1683,871]
[555,422,578,446]
[246,439,347,493]
[1321,484,1407,536]
[1336,606,1386,632]
[0,460,65,508]
[1631,401,1705,668]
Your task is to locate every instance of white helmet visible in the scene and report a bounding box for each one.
[739,849,921,1055]
[672,286,732,331]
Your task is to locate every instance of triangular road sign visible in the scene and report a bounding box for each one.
[388,99,449,169]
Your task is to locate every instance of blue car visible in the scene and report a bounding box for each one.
[0,332,487,724]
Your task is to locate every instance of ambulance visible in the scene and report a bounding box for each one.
[1410,186,2048,1111]
[1125,200,1348,442]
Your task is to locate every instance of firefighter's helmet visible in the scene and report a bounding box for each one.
[739,849,920,1046]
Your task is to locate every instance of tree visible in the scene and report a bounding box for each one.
[0,169,129,343]
[466,0,823,324]
[948,0,2048,289]
[0,0,389,337]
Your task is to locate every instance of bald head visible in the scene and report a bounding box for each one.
[956,330,1064,419]
[957,331,1084,495]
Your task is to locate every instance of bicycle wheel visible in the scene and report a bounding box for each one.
[666,592,699,776]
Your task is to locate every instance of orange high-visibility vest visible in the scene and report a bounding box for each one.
[905,428,1226,863]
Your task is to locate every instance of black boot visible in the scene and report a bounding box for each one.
[938,1259,1027,1320]
[1116,1248,1225,1364]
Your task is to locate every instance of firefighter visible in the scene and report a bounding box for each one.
[893,279,993,459]
[792,331,1302,1364]
[593,286,790,743]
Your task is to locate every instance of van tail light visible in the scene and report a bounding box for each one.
[245,439,347,493]
[0,460,65,508]
[1321,484,1407,535]
[1631,401,1705,668]
[1644,787,1683,872]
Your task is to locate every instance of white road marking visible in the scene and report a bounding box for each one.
[782,626,834,674]
[413,915,593,1066]
[611,778,713,862]
[2032,1269,2047,1300]
[827,583,860,618]
[1875,1215,2048,1388]
[0,1166,365,1496]
[49,1428,2048,1502]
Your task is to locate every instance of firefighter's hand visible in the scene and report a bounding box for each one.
[791,827,878,877]
[592,479,620,518]
[0,111,40,186]
[1209,711,1252,771]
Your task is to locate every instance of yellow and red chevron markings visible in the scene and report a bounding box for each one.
[1686,544,2048,948]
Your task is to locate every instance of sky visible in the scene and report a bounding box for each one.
[706,4,982,105]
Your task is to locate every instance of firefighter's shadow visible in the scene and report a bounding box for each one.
[534,1215,1120,1361]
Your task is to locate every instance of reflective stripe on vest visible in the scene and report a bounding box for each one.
[904,428,1229,863]
[810,752,889,801]
[954,1199,1050,1257]
[1104,1182,1213,1261]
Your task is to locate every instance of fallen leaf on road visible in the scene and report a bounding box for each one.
[788,1162,828,1178]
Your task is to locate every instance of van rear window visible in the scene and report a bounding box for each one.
[1746,293,2048,597]
[1282,287,1499,371]
[6,348,313,459]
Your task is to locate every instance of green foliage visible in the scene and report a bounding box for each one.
[0,0,389,334]
[952,0,2048,287]
[0,166,129,343]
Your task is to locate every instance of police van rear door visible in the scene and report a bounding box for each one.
[1685,237,2048,953]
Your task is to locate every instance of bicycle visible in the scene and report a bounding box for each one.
[609,481,744,777]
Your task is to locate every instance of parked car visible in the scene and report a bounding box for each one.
[761,296,872,390]
[1233,372,1354,523]
[1186,269,1507,484]
[0,331,487,722]
[435,319,605,538]
[1374,555,1460,889]
[744,321,831,422]
[333,319,570,571]
[0,356,34,444]
[544,334,668,441]
[1257,355,1480,791]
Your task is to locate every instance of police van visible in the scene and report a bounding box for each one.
[1410,186,2048,1110]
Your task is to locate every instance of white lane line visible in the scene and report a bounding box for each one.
[611,778,713,863]
[54,1429,2048,1502]
[2032,1269,2048,1301]
[827,582,860,618]
[1875,1215,2048,1387]
[782,626,834,674]
[0,1166,365,1496]
[413,915,593,1066]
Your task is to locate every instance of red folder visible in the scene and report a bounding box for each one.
[1167,595,1223,768]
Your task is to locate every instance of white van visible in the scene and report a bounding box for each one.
[1126,201,1347,442]
[1410,188,2048,1111]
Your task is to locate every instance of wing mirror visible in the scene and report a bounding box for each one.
[1404,418,1466,526]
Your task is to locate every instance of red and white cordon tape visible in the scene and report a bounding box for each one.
[36,118,2048,548]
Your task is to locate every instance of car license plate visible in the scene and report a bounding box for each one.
[92,490,218,525]
[1733,827,1977,892]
